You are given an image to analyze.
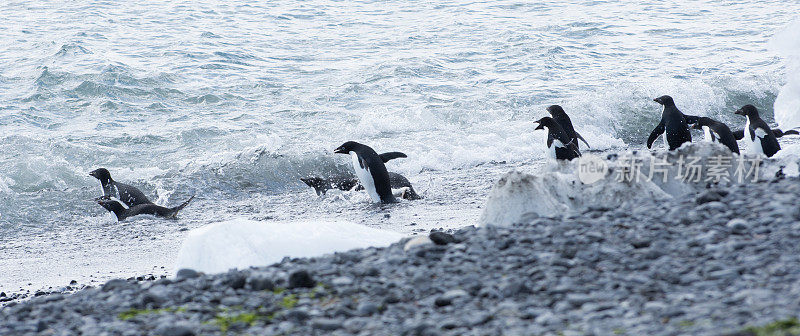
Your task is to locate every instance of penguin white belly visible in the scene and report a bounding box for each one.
[702,126,714,143]
[662,132,669,149]
[546,142,557,159]
[742,118,763,155]
[350,152,380,203]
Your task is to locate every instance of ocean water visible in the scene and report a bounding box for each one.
[0,0,798,291]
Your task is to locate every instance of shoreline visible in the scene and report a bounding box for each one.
[3,171,800,335]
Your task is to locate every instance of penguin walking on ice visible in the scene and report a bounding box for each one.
[534,117,581,161]
[733,104,782,157]
[547,105,590,150]
[89,168,152,207]
[647,95,699,151]
[97,196,194,221]
[691,117,740,154]
[334,141,397,204]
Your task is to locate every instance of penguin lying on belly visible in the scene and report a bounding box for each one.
[301,172,422,200]
[96,196,194,221]
[89,168,194,220]
[333,141,399,204]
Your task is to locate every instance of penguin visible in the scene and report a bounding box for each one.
[333,141,397,203]
[690,117,740,154]
[89,168,151,207]
[733,104,781,157]
[647,95,698,150]
[534,117,581,160]
[547,105,590,149]
[301,172,422,200]
[96,196,194,221]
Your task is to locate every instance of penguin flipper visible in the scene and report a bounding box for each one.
[732,129,745,140]
[379,152,408,163]
[646,122,665,149]
[574,132,590,148]
[168,195,195,219]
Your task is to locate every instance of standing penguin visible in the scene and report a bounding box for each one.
[534,117,581,160]
[647,95,698,150]
[734,105,781,157]
[334,141,397,204]
[547,105,590,150]
[691,117,740,154]
[89,168,152,207]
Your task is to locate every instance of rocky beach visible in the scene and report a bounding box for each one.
[3,167,800,335]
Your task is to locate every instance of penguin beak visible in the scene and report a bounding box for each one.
[653,98,661,104]
[89,172,97,178]
[691,123,701,130]
[734,109,744,116]
[333,146,345,154]
[534,122,544,131]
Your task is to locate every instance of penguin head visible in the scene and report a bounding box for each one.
[96,198,126,218]
[334,141,362,154]
[691,117,713,130]
[534,117,556,131]
[735,104,759,118]
[653,95,675,107]
[546,105,566,118]
[89,168,112,182]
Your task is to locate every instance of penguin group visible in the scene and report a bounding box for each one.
[646,95,797,157]
[92,95,798,215]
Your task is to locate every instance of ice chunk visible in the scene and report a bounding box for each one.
[175,219,405,274]
[771,19,800,130]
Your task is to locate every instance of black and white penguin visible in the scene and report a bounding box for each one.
[647,95,698,150]
[547,105,590,149]
[333,141,397,204]
[734,104,781,157]
[691,117,740,154]
[89,168,151,207]
[96,196,194,221]
[534,117,581,160]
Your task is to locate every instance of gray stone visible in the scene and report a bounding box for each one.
[175,269,200,281]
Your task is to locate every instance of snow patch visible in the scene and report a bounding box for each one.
[175,219,405,274]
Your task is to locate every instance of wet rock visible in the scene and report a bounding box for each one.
[288,270,315,289]
[175,269,200,281]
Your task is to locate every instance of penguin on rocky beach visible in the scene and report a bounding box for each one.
[534,117,581,160]
[691,117,740,154]
[547,105,590,150]
[647,95,699,151]
[733,105,782,157]
[334,141,397,203]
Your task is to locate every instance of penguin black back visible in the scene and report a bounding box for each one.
[89,168,152,207]
[547,105,590,149]
[691,117,740,154]
[334,141,397,203]
[647,95,692,150]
